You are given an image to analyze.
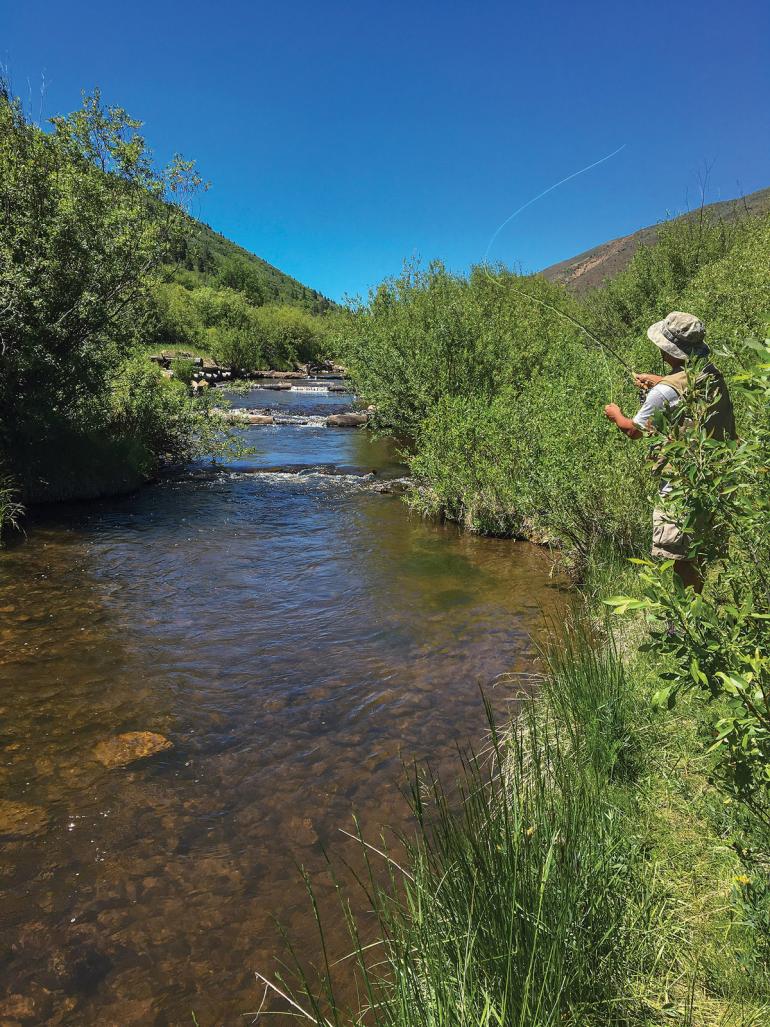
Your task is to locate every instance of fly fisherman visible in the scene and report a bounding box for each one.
[602,312,736,593]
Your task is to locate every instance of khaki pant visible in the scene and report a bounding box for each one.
[651,507,688,560]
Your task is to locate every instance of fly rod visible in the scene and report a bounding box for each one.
[481,144,637,379]
[489,273,635,375]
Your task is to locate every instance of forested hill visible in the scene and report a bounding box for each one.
[170,216,335,314]
[541,184,770,293]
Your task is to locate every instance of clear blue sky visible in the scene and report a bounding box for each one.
[4,0,769,302]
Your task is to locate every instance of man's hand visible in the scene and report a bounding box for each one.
[603,403,642,438]
[633,373,664,391]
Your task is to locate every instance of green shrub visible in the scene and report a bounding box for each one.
[338,212,770,568]
[606,340,770,814]
[0,82,205,501]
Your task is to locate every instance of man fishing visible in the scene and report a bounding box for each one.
[602,311,736,592]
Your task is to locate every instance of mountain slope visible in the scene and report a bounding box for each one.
[171,216,335,314]
[540,185,770,293]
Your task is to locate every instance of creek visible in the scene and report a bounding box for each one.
[0,384,564,1024]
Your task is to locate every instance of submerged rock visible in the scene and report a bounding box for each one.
[94,732,173,769]
[0,992,37,1021]
[0,800,48,838]
[288,815,318,847]
[370,477,412,495]
[326,412,368,427]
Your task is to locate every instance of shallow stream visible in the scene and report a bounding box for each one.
[0,385,564,1024]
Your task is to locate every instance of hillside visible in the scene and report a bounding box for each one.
[540,185,770,293]
[170,215,335,315]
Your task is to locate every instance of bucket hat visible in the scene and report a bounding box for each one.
[647,311,709,361]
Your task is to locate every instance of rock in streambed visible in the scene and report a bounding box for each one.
[0,800,48,838]
[94,732,173,769]
[325,412,368,427]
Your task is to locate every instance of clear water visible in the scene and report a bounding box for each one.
[0,388,564,1024]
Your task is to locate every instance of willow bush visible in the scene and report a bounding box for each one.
[339,209,770,570]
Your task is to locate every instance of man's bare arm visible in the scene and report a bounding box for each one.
[603,403,642,439]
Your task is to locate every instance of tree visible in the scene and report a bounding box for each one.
[0,84,203,487]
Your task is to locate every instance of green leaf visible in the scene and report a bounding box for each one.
[652,684,678,710]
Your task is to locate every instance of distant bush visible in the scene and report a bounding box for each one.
[253,304,327,367]
[148,283,328,371]
[170,357,196,387]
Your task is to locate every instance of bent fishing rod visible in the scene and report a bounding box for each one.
[491,273,635,376]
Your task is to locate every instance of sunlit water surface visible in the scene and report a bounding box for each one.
[0,387,564,1024]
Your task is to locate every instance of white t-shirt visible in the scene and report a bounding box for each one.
[633,383,680,495]
[632,383,680,430]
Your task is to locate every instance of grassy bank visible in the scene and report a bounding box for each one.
[271,557,770,1025]
[266,210,770,1021]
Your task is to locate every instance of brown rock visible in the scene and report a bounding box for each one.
[0,800,48,838]
[247,414,274,424]
[288,815,319,847]
[97,998,157,1026]
[93,732,173,769]
[326,412,368,427]
[0,994,35,1021]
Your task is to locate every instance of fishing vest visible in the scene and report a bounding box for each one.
[659,364,737,441]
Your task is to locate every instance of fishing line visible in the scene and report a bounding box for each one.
[482,144,627,267]
[480,144,635,399]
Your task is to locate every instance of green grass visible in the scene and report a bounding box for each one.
[268,580,770,1026]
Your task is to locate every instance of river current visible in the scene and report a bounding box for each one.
[0,385,563,1024]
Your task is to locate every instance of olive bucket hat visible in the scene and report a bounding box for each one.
[647,311,710,361]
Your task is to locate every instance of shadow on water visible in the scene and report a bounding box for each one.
[0,388,567,1024]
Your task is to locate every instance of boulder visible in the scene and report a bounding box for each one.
[94,732,173,769]
[247,414,274,425]
[326,412,368,427]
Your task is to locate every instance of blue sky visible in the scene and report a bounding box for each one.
[3,0,769,301]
